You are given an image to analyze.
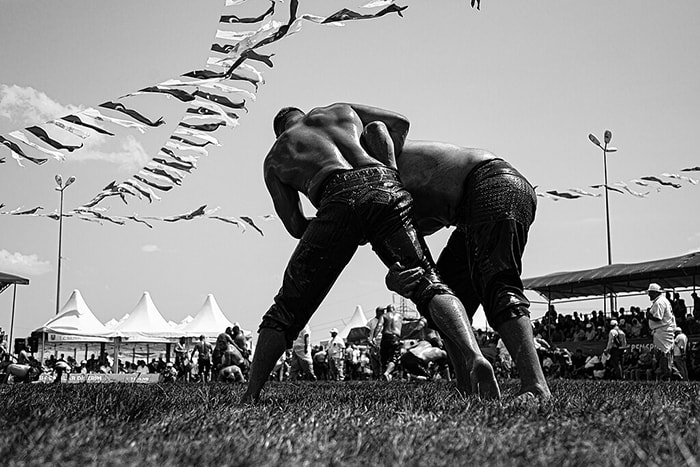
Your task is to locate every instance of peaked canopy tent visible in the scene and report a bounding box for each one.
[523,251,700,302]
[1,271,30,355]
[181,294,234,339]
[115,291,181,342]
[339,305,369,340]
[36,289,120,342]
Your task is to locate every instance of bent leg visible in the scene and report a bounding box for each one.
[427,294,499,399]
[241,328,287,403]
[496,316,550,399]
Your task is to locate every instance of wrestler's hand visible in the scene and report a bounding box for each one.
[385,262,424,297]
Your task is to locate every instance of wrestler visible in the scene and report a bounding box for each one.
[373,304,404,381]
[241,103,499,403]
[402,335,448,380]
[373,137,551,399]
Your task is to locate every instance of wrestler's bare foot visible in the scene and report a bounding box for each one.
[515,383,551,401]
[239,392,257,405]
[468,357,501,400]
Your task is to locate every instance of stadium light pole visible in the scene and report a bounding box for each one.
[55,174,76,315]
[588,131,618,314]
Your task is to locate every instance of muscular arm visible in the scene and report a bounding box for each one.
[265,169,309,239]
[347,103,410,156]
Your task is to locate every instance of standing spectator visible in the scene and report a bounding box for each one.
[54,354,70,384]
[327,328,345,381]
[289,324,316,381]
[193,335,213,382]
[86,354,99,373]
[374,304,405,381]
[672,292,688,330]
[673,326,688,381]
[604,319,627,379]
[344,344,360,380]
[366,307,385,379]
[174,337,189,371]
[312,346,328,381]
[646,283,677,380]
[691,292,700,321]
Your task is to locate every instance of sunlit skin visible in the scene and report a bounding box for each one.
[241,103,499,403]
[368,134,550,400]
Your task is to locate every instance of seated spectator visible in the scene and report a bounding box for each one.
[630,318,642,338]
[633,346,655,381]
[584,323,596,341]
[573,326,586,342]
[584,353,606,379]
[622,348,639,380]
[571,349,587,378]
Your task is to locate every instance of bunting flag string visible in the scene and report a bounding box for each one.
[1,1,478,226]
[0,204,273,235]
[8,131,66,161]
[61,114,115,136]
[25,126,83,152]
[99,101,166,127]
[535,165,698,201]
[0,135,49,166]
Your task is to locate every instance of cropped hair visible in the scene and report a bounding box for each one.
[273,106,303,136]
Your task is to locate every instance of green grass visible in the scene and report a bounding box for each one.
[1,380,699,466]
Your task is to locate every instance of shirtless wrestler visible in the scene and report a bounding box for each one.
[241,103,499,403]
[363,131,551,399]
[372,304,404,381]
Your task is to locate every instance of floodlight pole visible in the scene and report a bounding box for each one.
[589,132,617,316]
[55,175,76,315]
[602,142,612,268]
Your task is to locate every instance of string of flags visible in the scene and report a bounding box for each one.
[0,204,275,236]
[535,166,699,201]
[1,0,429,228]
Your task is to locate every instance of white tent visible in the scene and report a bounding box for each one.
[115,291,181,342]
[181,294,234,339]
[36,289,119,342]
[339,305,369,339]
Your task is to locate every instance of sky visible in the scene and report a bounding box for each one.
[1,0,700,346]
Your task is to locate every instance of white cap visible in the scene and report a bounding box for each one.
[330,328,338,334]
[647,283,663,293]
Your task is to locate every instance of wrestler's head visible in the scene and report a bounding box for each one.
[273,106,305,136]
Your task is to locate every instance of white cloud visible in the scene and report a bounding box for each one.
[0,84,80,125]
[1,84,152,172]
[141,244,160,253]
[0,249,52,276]
[66,134,151,172]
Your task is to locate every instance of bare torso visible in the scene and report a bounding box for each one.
[410,341,447,362]
[264,103,392,206]
[397,141,496,235]
[382,310,403,337]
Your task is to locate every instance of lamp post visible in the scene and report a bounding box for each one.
[588,131,618,314]
[55,174,76,315]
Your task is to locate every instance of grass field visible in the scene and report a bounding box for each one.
[1,379,699,466]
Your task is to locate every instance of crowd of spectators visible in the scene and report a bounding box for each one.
[531,291,699,343]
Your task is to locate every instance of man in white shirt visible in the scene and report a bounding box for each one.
[290,324,316,381]
[646,283,677,379]
[673,326,688,381]
[604,319,627,379]
[327,328,346,381]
